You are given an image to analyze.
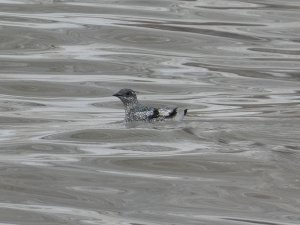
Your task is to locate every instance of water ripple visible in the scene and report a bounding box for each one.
[0,0,300,225]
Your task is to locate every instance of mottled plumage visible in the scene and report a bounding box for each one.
[113,89,187,122]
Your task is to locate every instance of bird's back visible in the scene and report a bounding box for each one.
[126,103,178,122]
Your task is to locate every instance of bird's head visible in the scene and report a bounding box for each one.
[113,89,138,106]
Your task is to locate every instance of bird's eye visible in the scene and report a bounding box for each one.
[126,92,130,96]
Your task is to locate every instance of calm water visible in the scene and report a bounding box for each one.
[0,0,300,224]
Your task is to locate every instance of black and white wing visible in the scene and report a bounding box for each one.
[158,107,177,118]
[132,106,159,121]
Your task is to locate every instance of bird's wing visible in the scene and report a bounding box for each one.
[134,106,159,120]
[148,108,160,120]
[158,107,177,118]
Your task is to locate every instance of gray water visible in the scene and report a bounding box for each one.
[0,0,300,224]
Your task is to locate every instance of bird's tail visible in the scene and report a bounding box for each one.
[173,108,188,121]
[166,108,177,118]
[184,109,188,116]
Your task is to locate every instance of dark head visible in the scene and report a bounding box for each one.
[113,89,138,106]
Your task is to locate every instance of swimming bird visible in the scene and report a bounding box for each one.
[113,88,187,122]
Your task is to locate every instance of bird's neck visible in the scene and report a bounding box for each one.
[123,99,139,111]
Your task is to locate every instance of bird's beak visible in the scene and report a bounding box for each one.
[113,93,121,97]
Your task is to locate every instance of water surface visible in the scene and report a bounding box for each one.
[0,0,300,225]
